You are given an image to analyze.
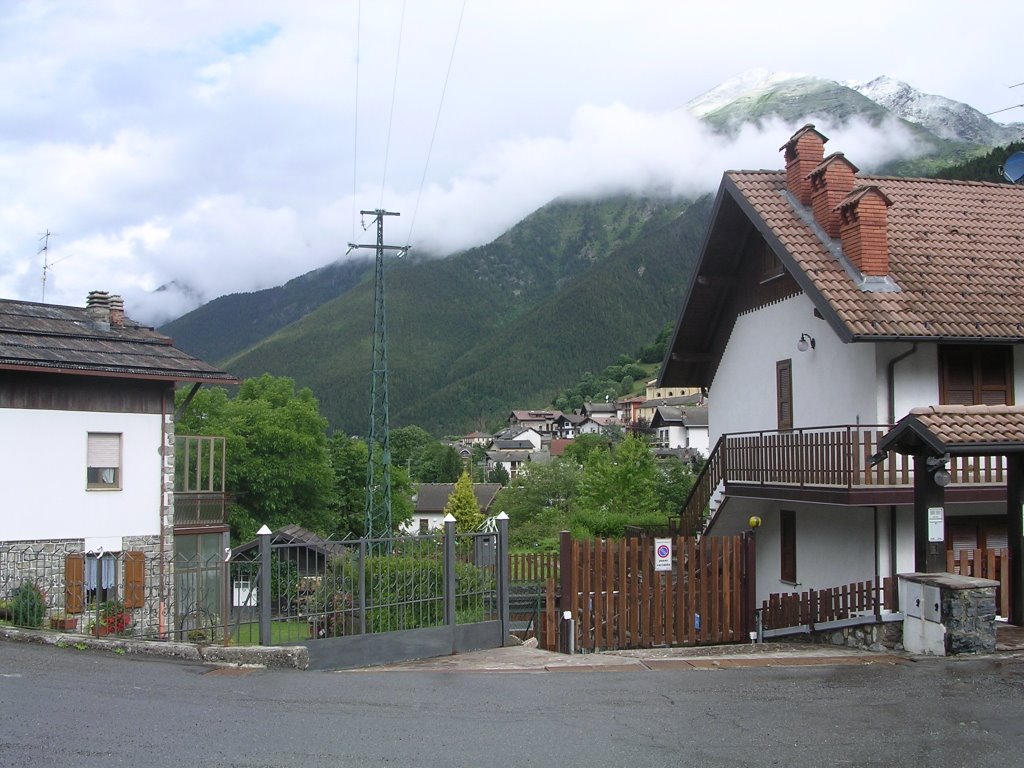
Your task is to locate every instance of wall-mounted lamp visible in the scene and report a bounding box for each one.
[796,333,816,352]
[927,454,952,487]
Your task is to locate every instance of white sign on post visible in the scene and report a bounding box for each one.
[928,507,945,543]
[654,538,672,572]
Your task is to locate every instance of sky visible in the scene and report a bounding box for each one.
[1,0,1020,325]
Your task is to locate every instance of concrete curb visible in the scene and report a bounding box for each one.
[0,627,309,669]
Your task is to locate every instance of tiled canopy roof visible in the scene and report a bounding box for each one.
[879,405,1024,456]
[729,172,1024,340]
[0,298,236,383]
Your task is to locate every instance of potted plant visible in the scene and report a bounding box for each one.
[49,612,79,632]
[89,599,133,637]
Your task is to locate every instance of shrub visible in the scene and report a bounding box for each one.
[11,580,46,628]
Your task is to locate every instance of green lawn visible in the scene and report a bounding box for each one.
[231,619,310,646]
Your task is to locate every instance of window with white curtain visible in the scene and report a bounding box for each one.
[87,432,122,490]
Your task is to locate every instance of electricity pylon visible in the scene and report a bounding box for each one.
[348,209,408,543]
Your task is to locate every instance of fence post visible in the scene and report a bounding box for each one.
[443,514,456,628]
[257,524,272,646]
[496,512,510,647]
[358,538,367,636]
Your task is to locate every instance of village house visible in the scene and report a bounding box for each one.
[405,483,503,533]
[659,125,1024,621]
[0,292,237,636]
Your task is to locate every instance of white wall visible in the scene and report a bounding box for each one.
[0,408,163,542]
[754,503,877,604]
[710,294,878,441]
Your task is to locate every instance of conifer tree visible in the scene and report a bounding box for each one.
[443,471,485,532]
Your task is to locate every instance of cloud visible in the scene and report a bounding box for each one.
[0,0,1000,327]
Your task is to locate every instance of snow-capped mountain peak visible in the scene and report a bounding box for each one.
[686,69,813,117]
[849,76,1020,144]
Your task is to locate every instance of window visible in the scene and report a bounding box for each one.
[419,518,430,534]
[87,432,122,489]
[776,360,793,431]
[940,346,1013,405]
[759,240,785,283]
[780,510,796,584]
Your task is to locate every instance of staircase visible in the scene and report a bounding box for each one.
[679,436,725,536]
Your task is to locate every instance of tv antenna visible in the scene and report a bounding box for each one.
[38,230,74,303]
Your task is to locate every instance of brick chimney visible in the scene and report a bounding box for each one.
[108,294,125,329]
[780,124,827,206]
[85,290,111,325]
[808,153,859,239]
[837,185,893,276]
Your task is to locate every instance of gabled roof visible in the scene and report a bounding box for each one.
[232,524,350,559]
[660,168,1024,388]
[0,298,236,384]
[878,405,1024,457]
[414,483,502,513]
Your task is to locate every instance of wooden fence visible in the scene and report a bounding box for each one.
[546,535,750,652]
[509,552,559,582]
[947,548,1010,618]
[760,578,896,631]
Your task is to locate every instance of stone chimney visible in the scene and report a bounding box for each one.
[780,124,827,206]
[85,291,111,326]
[808,153,859,239]
[109,294,125,329]
[837,185,893,276]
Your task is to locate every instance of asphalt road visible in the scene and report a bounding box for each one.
[2,641,1023,767]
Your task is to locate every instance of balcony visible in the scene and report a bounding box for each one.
[681,425,1007,534]
[174,435,228,528]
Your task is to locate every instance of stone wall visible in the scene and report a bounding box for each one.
[787,619,904,652]
[943,584,997,654]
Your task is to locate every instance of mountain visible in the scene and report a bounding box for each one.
[163,71,1021,436]
[850,76,1021,146]
[161,257,374,364]
[208,195,705,436]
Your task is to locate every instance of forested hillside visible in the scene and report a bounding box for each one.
[219,194,709,435]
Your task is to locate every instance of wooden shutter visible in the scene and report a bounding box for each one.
[65,554,85,614]
[776,359,793,431]
[123,551,145,609]
[940,347,1013,405]
[780,510,796,583]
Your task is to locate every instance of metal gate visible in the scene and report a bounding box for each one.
[228,517,510,670]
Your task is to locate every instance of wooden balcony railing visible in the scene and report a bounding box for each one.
[174,435,228,527]
[680,425,1007,533]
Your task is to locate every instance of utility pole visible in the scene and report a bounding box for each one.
[348,209,408,545]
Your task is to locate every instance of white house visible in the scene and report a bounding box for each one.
[405,483,502,534]
[649,405,709,457]
[0,292,236,634]
[658,125,1024,619]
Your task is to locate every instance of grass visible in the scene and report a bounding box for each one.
[231,619,310,646]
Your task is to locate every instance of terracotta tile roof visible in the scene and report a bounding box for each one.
[729,172,1024,340]
[0,297,236,383]
[879,405,1024,455]
[908,405,1024,448]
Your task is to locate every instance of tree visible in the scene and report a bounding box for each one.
[412,442,463,483]
[486,463,510,485]
[176,374,337,543]
[571,435,663,538]
[443,471,484,532]
[391,425,434,472]
[328,434,369,539]
[494,460,582,550]
[561,433,612,464]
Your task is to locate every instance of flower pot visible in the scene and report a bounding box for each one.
[50,616,79,631]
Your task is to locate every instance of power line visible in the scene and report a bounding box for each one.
[379,0,407,208]
[406,0,466,245]
[351,0,362,244]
